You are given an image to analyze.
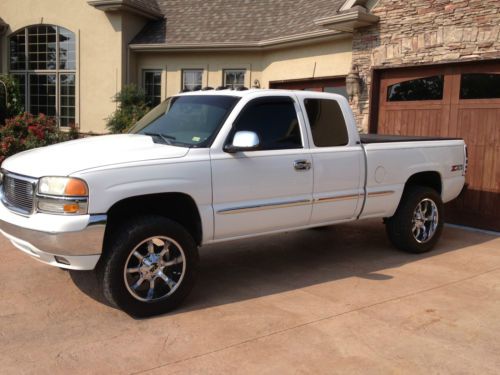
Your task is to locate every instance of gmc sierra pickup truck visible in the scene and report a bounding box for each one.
[0,89,467,316]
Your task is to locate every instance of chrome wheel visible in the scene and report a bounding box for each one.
[123,236,186,302]
[412,198,439,244]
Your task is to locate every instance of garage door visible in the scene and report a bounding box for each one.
[376,61,500,232]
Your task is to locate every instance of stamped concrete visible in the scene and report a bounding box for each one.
[0,219,499,374]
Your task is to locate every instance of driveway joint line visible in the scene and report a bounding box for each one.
[130,266,500,374]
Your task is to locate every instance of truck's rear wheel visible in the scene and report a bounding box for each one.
[385,186,443,253]
[98,216,199,317]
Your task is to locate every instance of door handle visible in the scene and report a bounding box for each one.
[294,160,312,171]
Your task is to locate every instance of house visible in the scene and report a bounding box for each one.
[0,0,498,231]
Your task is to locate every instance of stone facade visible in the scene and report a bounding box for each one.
[351,0,500,132]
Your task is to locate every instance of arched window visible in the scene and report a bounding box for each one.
[9,25,76,127]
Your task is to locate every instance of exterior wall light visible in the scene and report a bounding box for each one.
[346,64,362,102]
[252,79,261,89]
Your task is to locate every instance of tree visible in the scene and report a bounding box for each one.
[0,74,24,125]
[106,84,150,133]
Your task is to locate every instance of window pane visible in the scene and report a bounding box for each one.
[27,25,57,70]
[143,70,162,107]
[29,74,57,117]
[224,70,245,89]
[9,30,26,70]
[304,99,348,147]
[460,73,500,99]
[59,73,76,127]
[232,97,301,150]
[11,74,26,111]
[387,75,444,101]
[182,70,202,92]
[59,27,76,70]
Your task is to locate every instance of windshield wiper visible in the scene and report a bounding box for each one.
[144,132,176,145]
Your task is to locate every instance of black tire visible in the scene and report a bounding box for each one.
[97,215,199,317]
[385,186,444,254]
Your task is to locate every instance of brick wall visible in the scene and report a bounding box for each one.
[351,0,500,132]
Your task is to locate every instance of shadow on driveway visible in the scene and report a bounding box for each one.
[69,219,496,316]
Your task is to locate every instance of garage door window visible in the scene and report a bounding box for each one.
[387,75,443,101]
[460,73,500,99]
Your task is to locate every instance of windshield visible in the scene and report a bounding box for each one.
[129,95,240,147]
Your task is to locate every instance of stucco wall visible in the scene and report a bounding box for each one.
[351,0,500,132]
[0,0,148,133]
[134,38,353,99]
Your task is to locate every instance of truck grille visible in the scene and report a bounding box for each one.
[1,173,36,214]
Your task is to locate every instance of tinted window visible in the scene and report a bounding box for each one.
[304,99,348,147]
[387,75,444,101]
[460,73,500,99]
[232,97,301,150]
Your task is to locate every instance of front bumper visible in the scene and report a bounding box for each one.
[0,210,107,271]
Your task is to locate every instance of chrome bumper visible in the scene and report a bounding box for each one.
[0,214,106,270]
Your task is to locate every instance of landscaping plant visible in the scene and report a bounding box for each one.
[0,113,78,164]
[106,84,150,133]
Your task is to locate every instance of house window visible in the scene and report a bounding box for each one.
[182,69,202,92]
[460,73,500,99]
[9,25,76,127]
[224,69,246,89]
[143,70,162,107]
[387,75,444,102]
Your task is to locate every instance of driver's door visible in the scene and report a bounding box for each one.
[211,96,313,239]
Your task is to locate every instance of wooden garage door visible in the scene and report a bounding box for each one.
[377,61,500,232]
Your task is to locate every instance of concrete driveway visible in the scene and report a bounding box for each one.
[0,219,499,374]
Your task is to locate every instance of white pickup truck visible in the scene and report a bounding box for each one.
[0,89,467,316]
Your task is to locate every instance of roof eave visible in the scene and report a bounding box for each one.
[314,9,379,32]
[130,29,350,52]
[88,0,162,20]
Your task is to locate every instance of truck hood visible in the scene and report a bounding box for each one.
[1,134,189,178]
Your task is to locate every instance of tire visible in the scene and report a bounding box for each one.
[385,186,444,254]
[97,215,199,317]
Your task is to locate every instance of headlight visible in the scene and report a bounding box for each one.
[37,177,89,215]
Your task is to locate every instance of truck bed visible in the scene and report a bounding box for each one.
[360,134,461,144]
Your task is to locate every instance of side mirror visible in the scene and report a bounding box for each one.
[224,131,260,153]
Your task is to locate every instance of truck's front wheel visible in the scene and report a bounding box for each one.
[98,216,199,317]
[385,186,443,253]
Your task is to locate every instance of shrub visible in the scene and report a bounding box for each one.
[0,74,24,124]
[106,84,150,133]
[0,113,78,164]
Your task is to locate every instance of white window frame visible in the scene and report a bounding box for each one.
[142,69,162,107]
[182,69,203,92]
[223,69,246,89]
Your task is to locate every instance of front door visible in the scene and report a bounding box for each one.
[211,96,313,239]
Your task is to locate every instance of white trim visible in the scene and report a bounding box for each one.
[340,0,358,11]
[130,30,348,52]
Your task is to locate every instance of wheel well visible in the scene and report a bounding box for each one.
[404,171,442,195]
[105,193,203,245]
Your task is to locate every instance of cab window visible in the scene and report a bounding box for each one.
[231,97,302,150]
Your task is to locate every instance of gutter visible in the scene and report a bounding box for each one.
[129,30,350,52]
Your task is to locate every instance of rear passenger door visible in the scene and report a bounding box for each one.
[211,95,313,239]
[302,97,364,224]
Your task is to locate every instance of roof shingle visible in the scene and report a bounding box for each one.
[131,0,346,45]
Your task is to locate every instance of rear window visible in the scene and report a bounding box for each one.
[304,99,349,147]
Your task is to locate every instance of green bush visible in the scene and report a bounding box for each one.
[0,74,24,124]
[106,84,150,133]
[0,113,78,164]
